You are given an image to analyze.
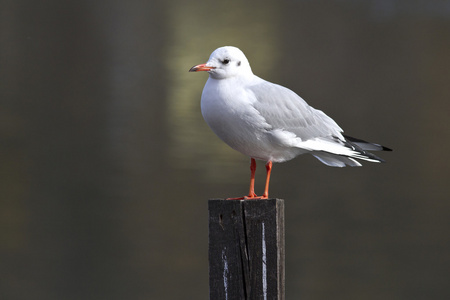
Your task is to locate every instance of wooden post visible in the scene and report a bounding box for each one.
[209,199,285,300]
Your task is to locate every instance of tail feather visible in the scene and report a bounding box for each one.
[311,135,392,167]
[313,153,362,167]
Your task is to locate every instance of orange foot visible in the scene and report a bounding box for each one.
[226,193,268,200]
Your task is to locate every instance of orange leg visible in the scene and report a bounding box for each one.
[262,161,272,199]
[227,158,259,200]
[247,158,257,198]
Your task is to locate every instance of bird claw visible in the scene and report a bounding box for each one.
[226,194,268,200]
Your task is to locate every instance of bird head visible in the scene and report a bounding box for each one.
[189,46,253,79]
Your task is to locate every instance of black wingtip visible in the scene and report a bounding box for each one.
[344,135,392,152]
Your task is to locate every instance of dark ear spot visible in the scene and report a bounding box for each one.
[237,61,241,66]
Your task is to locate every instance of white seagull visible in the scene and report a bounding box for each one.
[190,46,391,199]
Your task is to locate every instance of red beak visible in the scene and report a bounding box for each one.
[189,63,215,72]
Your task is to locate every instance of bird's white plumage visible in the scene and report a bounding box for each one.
[197,46,384,167]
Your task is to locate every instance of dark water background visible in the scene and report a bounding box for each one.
[1,0,449,299]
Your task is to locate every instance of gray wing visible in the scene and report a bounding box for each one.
[248,80,344,141]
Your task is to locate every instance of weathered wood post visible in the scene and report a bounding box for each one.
[209,199,285,300]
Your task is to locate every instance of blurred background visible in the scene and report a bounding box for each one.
[1,0,449,299]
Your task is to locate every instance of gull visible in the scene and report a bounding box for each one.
[189,46,391,199]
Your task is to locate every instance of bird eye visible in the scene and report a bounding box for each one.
[222,59,230,65]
